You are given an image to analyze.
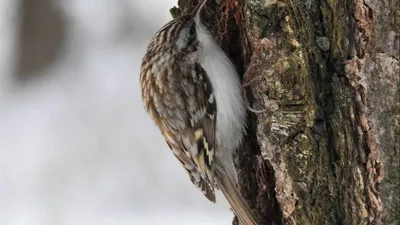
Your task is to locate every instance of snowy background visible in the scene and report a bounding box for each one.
[0,1,231,224]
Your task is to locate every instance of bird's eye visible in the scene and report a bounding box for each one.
[188,24,196,37]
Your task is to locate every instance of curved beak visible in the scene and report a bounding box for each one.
[191,0,208,18]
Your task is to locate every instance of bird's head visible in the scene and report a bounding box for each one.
[146,0,208,54]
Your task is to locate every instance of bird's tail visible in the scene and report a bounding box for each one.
[215,169,261,225]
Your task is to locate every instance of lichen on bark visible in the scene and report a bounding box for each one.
[171,0,399,224]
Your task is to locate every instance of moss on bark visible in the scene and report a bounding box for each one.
[172,0,399,224]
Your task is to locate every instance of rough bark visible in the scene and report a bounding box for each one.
[172,0,399,224]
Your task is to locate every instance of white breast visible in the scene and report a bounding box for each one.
[194,19,247,183]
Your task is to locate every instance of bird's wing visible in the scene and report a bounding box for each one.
[144,61,217,202]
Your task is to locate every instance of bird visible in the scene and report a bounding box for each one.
[139,0,260,224]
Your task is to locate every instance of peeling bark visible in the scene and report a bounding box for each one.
[172,0,399,224]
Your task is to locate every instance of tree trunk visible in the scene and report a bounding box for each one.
[172,0,399,224]
[14,0,65,79]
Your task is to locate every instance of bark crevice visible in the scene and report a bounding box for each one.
[171,0,399,224]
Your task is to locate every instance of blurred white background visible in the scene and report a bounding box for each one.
[0,0,231,224]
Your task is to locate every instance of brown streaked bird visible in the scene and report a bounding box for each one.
[139,0,260,224]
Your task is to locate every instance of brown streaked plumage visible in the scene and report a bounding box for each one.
[140,0,260,224]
